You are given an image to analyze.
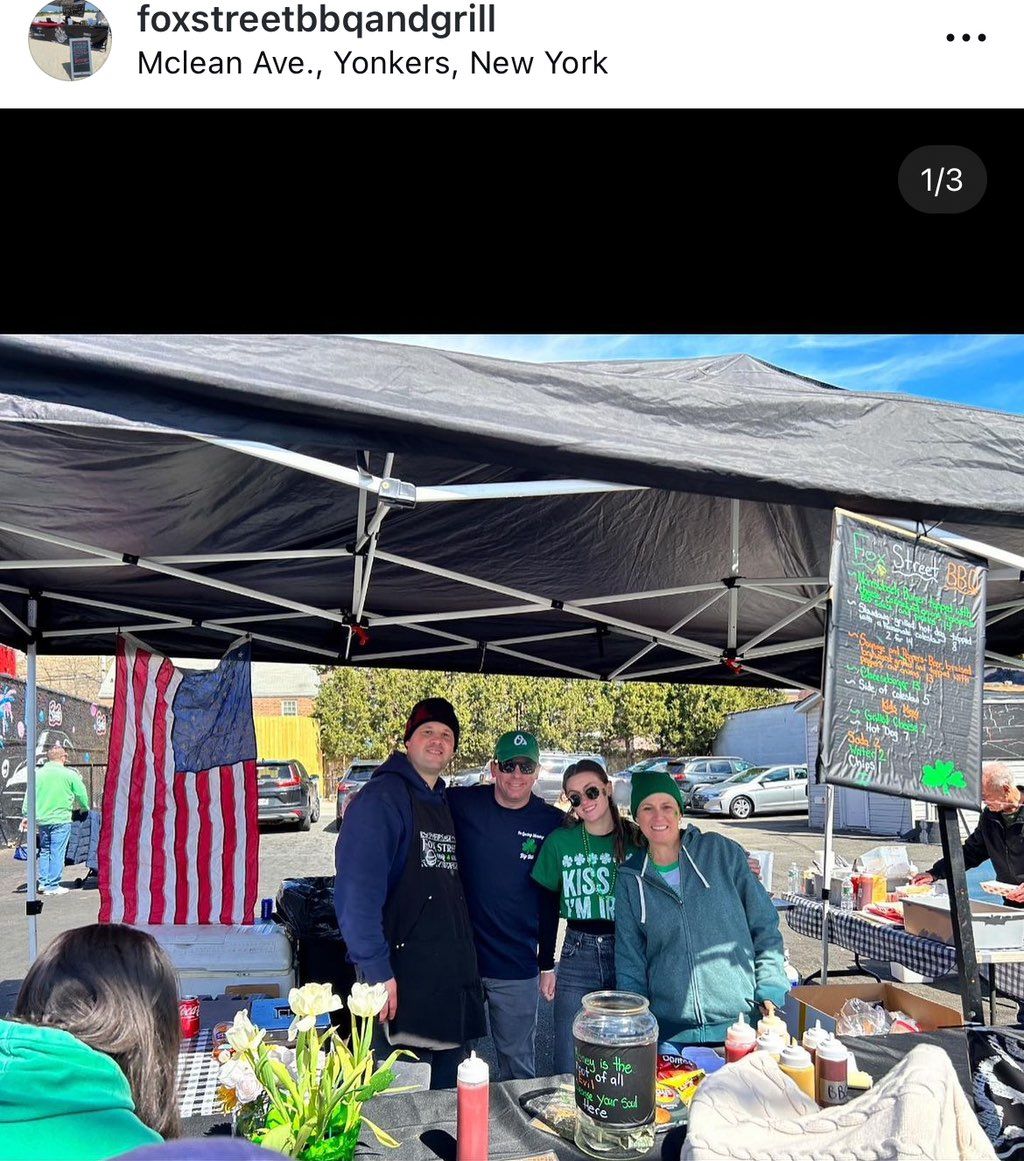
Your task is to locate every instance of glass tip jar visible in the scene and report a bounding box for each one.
[571,990,659,1160]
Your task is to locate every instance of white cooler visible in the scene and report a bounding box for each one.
[133,922,296,998]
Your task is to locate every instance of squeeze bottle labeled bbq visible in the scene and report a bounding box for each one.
[815,1036,849,1106]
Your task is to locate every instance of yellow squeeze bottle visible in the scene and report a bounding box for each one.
[778,1042,816,1099]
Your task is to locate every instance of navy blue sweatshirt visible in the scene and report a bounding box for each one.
[448,785,562,980]
[334,751,451,984]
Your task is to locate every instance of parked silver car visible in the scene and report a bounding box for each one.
[534,751,606,804]
[690,764,809,819]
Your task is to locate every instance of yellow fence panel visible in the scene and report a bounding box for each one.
[255,716,323,778]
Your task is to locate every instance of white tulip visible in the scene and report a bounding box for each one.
[287,982,342,1039]
[225,1010,266,1054]
[346,982,389,1019]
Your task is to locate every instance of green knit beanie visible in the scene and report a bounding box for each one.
[630,769,685,817]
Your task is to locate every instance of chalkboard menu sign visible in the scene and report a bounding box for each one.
[574,1037,655,1127]
[69,37,93,79]
[821,510,986,809]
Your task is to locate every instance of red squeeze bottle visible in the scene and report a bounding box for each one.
[456,1051,489,1161]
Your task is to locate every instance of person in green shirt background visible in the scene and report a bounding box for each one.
[20,742,89,896]
[531,759,642,1074]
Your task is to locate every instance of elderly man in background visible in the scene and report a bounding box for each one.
[21,743,89,897]
[913,761,1024,903]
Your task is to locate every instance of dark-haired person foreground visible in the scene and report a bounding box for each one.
[0,924,180,1160]
[532,758,642,1074]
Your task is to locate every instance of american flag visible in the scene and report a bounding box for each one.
[98,636,259,925]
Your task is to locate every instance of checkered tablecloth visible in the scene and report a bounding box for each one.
[176,1028,224,1118]
[781,893,1024,1000]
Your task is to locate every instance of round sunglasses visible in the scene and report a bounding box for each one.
[497,758,537,775]
[567,785,604,808]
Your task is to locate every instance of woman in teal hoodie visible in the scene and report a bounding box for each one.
[0,924,180,1160]
[614,770,790,1044]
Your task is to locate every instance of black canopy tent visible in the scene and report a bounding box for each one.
[2,334,1024,988]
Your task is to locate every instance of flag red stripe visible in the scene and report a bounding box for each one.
[242,759,259,923]
[119,650,152,924]
[97,639,129,923]
[219,765,236,925]
[173,757,191,924]
[196,772,213,925]
[147,658,175,923]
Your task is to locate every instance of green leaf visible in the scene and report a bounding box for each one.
[259,1124,297,1154]
[922,759,955,788]
[947,769,967,789]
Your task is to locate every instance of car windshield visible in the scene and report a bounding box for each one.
[348,766,376,782]
[259,765,291,780]
[728,767,769,784]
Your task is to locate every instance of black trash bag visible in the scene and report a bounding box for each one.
[276,875,355,1036]
[275,875,340,939]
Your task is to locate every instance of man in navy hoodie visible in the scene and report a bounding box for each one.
[448,730,562,1079]
[334,697,485,1089]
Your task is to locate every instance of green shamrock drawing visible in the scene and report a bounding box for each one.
[921,759,968,795]
[521,837,537,855]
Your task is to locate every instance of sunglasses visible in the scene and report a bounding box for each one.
[568,786,604,808]
[497,758,537,775]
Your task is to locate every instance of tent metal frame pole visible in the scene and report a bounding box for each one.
[492,628,599,647]
[986,603,1024,628]
[727,500,740,651]
[488,644,603,680]
[736,577,830,588]
[346,453,371,660]
[986,651,1024,671]
[736,582,829,608]
[25,597,39,964]
[0,522,351,625]
[350,643,475,662]
[199,434,647,502]
[372,549,724,661]
[0,582,193,626]
[0,601,31,635]
[620,660,721,681]
[733,662,821,694]
[0,549,355,570]
[369,604,550,627]
[740,594,830,654]
[744,636,825,660]
[575,584,725,607]
[607,589,728,681]
[888,519,1024,574]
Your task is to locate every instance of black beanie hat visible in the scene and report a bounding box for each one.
[403,697,460,750]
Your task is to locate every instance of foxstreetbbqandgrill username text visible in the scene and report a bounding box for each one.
[135,3,610,78]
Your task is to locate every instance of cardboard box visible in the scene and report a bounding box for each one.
[781,983,962,1040]
[903,897,1024,951]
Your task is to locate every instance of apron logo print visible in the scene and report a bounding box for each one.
[420,830,458,872]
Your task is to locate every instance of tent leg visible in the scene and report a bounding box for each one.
[818,783,835,984]
[25,597,39,964]
[939,804,984,1024]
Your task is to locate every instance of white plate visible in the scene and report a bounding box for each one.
[981,880,1019,896]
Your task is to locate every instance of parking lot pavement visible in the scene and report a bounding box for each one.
[0,804,1010,1075]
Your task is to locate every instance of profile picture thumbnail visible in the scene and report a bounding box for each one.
[29,1,111,81]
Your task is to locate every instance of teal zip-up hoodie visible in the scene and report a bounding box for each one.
[614,826,790,1044]
[0,1020,162,1160]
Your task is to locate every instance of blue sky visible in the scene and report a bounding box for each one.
[357,335,1024,415]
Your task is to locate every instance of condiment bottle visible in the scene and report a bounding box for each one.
[755,1029,784,1060]
[756,1010,787,1039]
[815,1036,849,1106]
[778,1043,816,1099]
[724,1013,757,1063]
[456,1051,489,1161]
[801,1020,829,1064]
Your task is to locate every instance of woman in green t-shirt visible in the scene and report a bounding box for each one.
[531,760,641,1074]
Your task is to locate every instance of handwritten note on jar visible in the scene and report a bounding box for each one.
[573,1038,655,1127]
[821,511,985,809]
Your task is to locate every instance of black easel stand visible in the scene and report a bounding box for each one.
[938,804,984,1026]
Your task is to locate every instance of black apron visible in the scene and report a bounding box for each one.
[382,779,486,1046]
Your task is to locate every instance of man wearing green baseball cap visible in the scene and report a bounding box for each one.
[448,730,562,1079]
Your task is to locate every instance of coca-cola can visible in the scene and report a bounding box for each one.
[179,996,201,1039]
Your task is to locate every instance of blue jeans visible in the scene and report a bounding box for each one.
[38,822,72,891]
[481,975,540,1080]
[553,929,617,1075]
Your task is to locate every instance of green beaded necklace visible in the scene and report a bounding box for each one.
[580,825,617,894]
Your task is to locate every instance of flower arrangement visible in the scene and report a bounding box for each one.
[216,981,412,1160]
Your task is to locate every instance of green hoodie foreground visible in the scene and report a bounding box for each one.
[0,1020,162,1160]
